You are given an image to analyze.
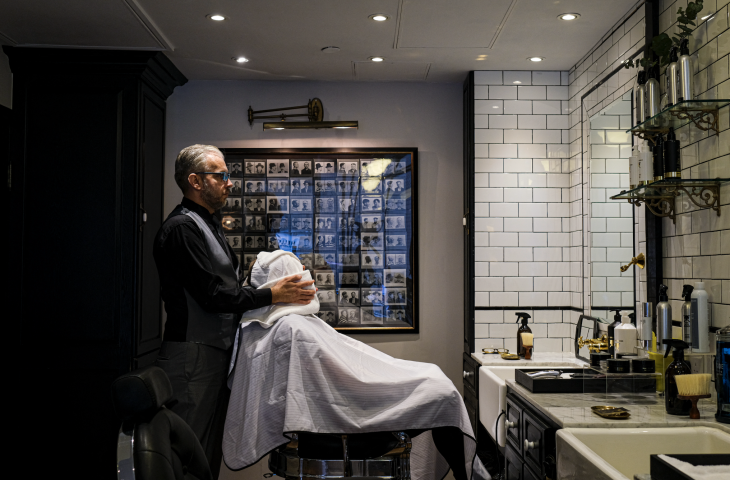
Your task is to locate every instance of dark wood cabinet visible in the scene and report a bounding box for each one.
[7,47,186,477]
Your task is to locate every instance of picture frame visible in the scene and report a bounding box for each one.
[220,148,418,334]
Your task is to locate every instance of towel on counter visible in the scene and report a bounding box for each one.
[657,455,730,480]
[222,250,489,480]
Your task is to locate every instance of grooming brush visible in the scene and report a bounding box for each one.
[521,332,534,360]
[676,373,712,419]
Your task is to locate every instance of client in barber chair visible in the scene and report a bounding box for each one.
[223,250,489,480]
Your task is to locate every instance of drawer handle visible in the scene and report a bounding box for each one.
[525,439,539,450]
[505,421,516,429]
[463,370,474,379]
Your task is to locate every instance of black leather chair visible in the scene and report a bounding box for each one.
[111,366,212,480]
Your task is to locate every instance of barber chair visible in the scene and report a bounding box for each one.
[111,366,212,480]
[269,431,412,480]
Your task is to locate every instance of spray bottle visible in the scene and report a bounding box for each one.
[663,340,692,415]
[657,284,672,352]
[516,312,532,358]
[608,309,622,358]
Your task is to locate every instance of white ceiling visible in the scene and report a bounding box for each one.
[0,0,639,83]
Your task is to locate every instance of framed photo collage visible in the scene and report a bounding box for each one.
[219,148,418,333]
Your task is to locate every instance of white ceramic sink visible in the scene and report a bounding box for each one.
[478,363,579,447]
[557,427,730,480]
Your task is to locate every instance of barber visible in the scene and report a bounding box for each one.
[153,144,314,478]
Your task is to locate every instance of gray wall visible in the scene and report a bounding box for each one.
[164,79,465,388]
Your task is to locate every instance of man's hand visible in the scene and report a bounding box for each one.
[271,274,316,305]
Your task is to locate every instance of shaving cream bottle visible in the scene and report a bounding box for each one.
[678,38,693,102]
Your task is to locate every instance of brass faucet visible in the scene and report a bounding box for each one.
[578,334,609,353]
[620,252,645,272]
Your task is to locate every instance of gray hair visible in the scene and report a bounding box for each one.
[174,144,224,192]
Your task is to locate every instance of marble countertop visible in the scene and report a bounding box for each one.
[506,379,730,433]
[472,351,588,367]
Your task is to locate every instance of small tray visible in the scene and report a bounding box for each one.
[650,454,730,480]
[591,405,631,419]
[515,368,603,393]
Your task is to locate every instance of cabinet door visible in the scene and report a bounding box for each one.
[504,444,523,480]
[523,462,541,480]
[522,409,548,476]
[505,396,523,455]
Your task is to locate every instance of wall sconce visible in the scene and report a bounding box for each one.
[248,97,359,130]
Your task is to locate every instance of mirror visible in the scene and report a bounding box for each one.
[574,315,600,363]
[587,91,636,316]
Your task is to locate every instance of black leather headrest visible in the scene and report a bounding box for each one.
[111,366,173,422]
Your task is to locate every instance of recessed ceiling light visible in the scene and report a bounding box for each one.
[233,57,249,63]
[369,14,389,21]
[558,13,580,21]
[369,56,385,62]
[208,14,226,21]
[321,46,341,53]
[492,106,499,109]
[528,57,545,62]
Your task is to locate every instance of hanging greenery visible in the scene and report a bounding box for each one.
[624,0,704,70]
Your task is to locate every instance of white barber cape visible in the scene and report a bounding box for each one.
[222,251,489,480]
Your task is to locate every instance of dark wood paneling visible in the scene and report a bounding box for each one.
[463,72,475,354]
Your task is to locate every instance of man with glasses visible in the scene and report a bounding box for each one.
[153,144,315,479]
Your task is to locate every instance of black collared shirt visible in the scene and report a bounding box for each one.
[153,197,271,343]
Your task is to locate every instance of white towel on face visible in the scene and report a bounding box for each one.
[240,250,320,327]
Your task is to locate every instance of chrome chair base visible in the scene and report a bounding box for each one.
[268,432,411,480]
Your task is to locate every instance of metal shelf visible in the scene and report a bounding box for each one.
[610,179,729,223]
[628,99,730,144]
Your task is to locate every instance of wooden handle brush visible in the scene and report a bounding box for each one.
[521,332,534,360]
[676,374,712,419]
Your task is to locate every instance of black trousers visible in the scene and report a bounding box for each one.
[155,341,231,479]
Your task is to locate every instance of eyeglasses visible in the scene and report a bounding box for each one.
[194,171,230,182]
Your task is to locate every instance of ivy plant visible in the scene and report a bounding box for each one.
[624,0,704,70]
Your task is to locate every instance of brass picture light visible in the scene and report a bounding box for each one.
[620,253,646,272]
[247,98,358,130]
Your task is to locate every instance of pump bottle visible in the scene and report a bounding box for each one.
[666,47,680,107]
[691,282,709,353]
[636,70,647,126]
[646,64,661,125]
[515,312,532,358]
[653,135,665,181]
[657,284,672,352]
[664,127,681,178]
[608,309,622,358]
[663,340,692,415]
[681,285,694,347]
[615,311,637,356]
[629,146,639,189]
[639,144,653,185]
[678,38,693,102]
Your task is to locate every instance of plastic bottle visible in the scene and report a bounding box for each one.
[646,64,661,124]
[691,282,709,353]
[629,145,639,189]
[666,47,680,107]
[678,38,693,102]
[636,70,647,125]
[615,311,637,356]
[639,145,653,185]
[663,339,692,415]
[653,136,665,181]
[638,301,653,350]
[608,309,622,358]
[515,312,532,358]
[681,285,694,348]
[664,127,681,178]
[657,284,672,353]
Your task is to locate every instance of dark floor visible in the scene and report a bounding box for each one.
[475,423,504,479]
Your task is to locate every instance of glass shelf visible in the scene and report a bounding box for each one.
[627,99,730,141]
[610,178,728,223]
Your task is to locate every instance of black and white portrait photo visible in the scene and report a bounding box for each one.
[337,308,359,325]
[361,196,382,212]
[315,216,335,231]
[294,235,312,251]
[313,253,327,268]
[385,216,406,230]
[244,235,266,251]
[222,216,243,233]
[338,197,355,213]
[226,235,242,250]
[245,161,266,176]
[230,180,243,195]
[268,215,288,232]
[361,270,383,287]
[320,310,337,327]
[337,160,360,176]
[298,253,313,270]
[245,215,266,231]
[385,307,407,323]
[337,216,356,230]
[385,199,406,212]
[267,159,289,177]
[361,215,383,231]
[360,234,383,250]
[290,160,312,177]
[290,198,312,213]
[291,216,312,232]
[314,234,335,249]
[361,307,384,324]
[360,178,382,194]
[338,288,360,306]
[339,253,359,266]
[384,269,407,286]
[315,197,335,213]
[267,180,289,194]
[337,180,359,194]
[386,235,407,248]
[385,288,407,305]
[314,271,335,287]
[316,290,336,304]
[313,161,335,175]
[267,196,289,213]
[289,179,302,194]
[244,252,258,266]
[229,162,243,178]
[339,272,359,285]
[386,253,406,266]
[243,197,264,214]
[223,197,242,213]
[266,234,280,250]
[361,289,384,306]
